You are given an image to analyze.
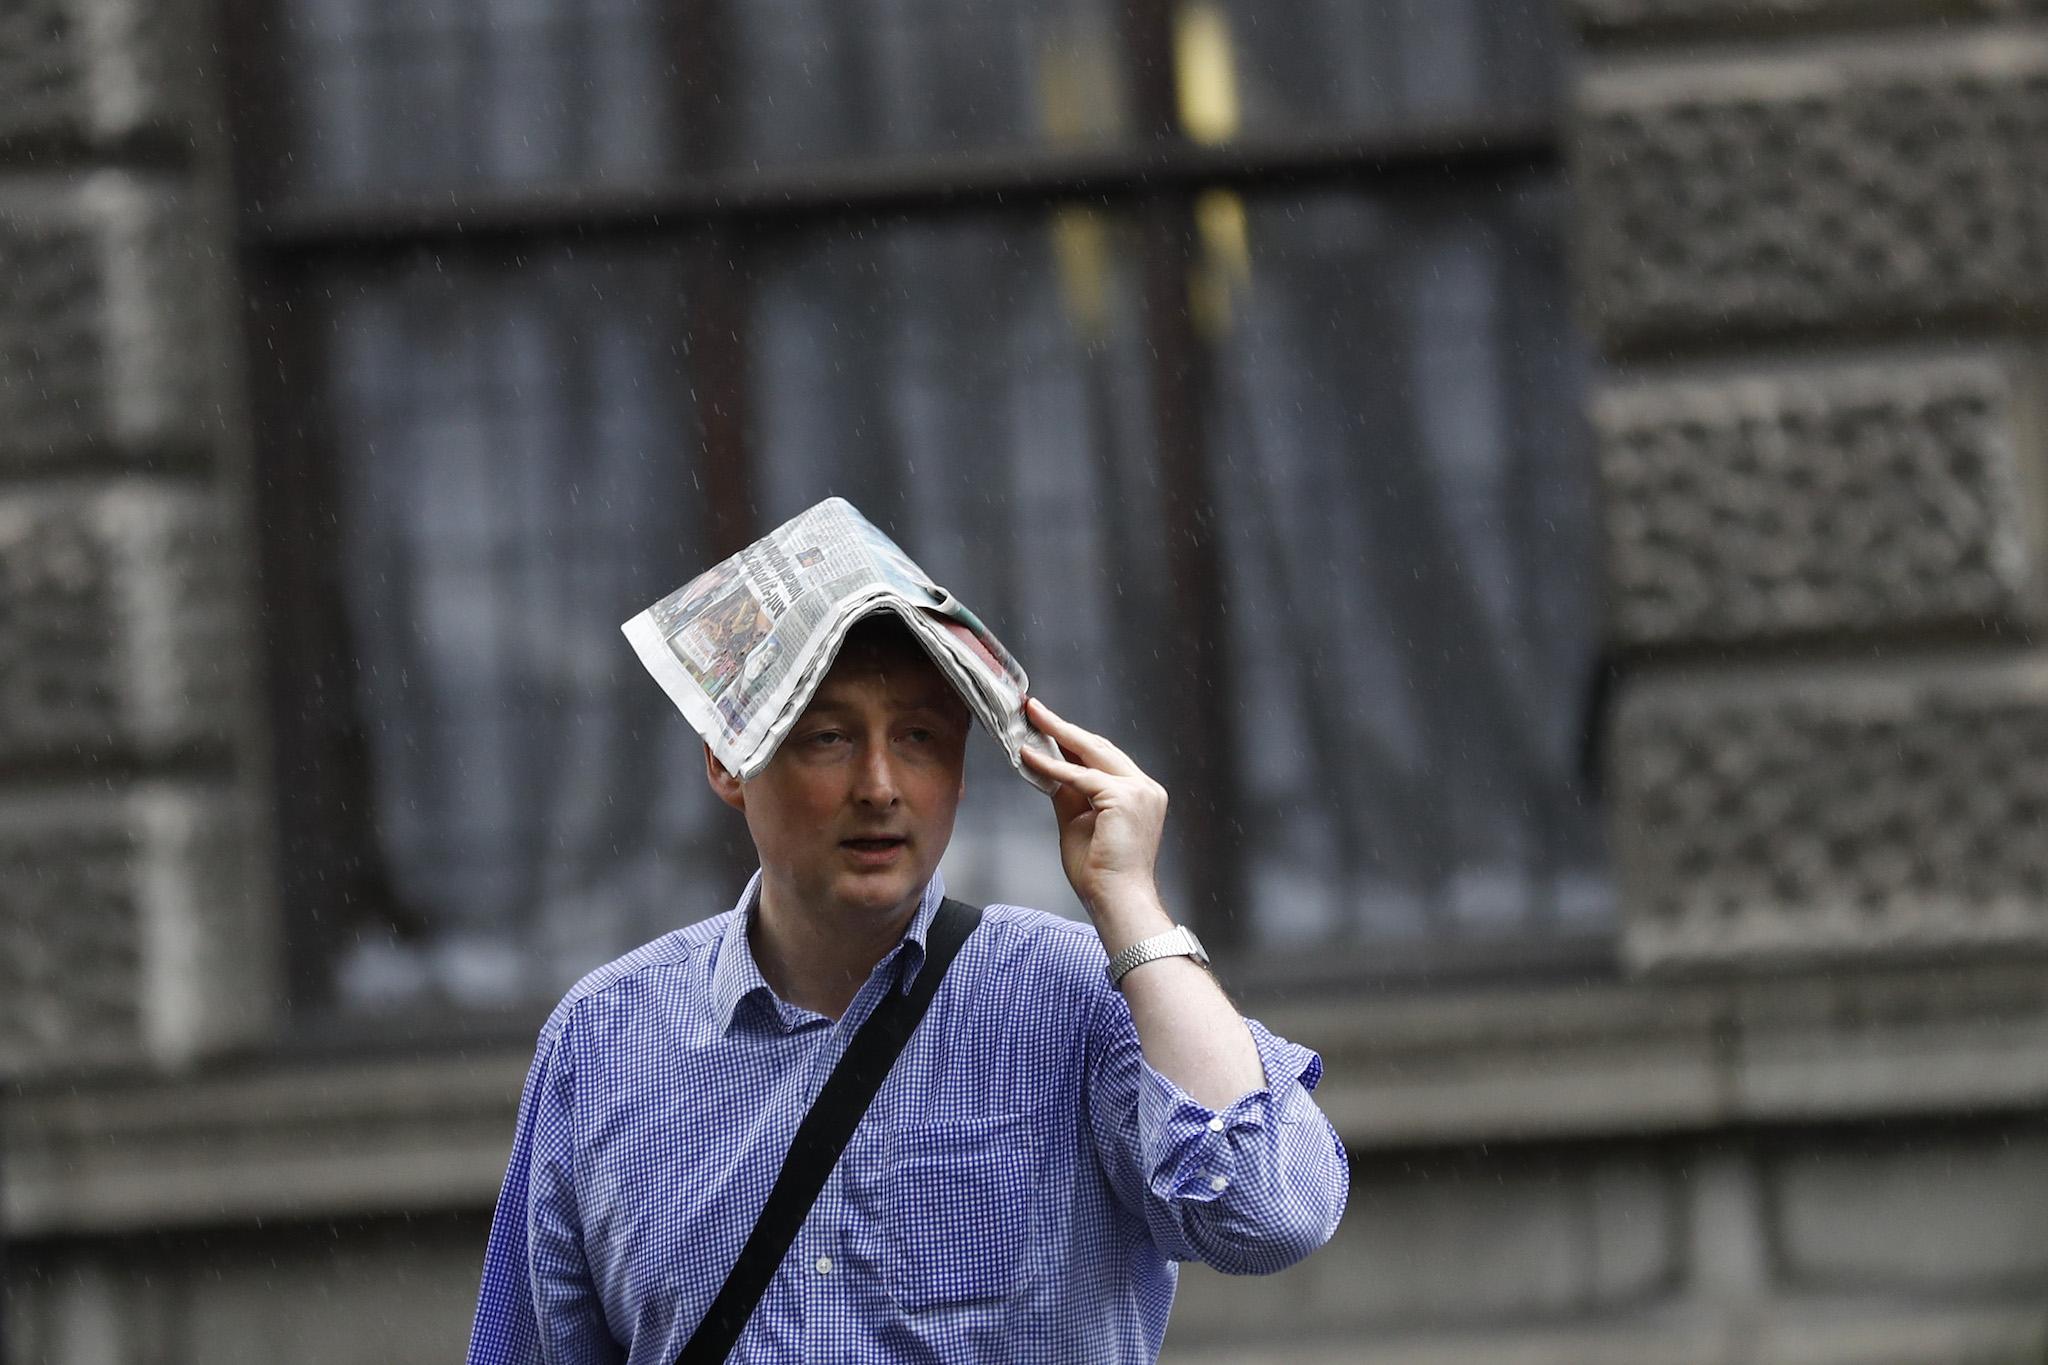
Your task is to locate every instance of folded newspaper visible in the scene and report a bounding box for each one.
[622,497,1060,792]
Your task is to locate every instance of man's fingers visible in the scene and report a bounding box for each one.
[1020,741,1115,798]
[1027,699,1143,776]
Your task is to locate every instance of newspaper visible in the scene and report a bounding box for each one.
[623,497,1060,792]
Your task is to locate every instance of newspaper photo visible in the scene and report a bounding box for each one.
[622,497,1060,792]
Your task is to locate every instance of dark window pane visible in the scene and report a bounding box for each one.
[275,0,678,197]
[1204,184,1607,948]
[262,0,1558,198]
[1200,0,1560,142]
[310,246,722,1011]
[721,0,1131,171]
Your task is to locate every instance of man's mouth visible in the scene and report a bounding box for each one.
[840,835,909,866]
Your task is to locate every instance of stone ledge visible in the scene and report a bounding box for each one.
[1308,957,2048,1141]
[0,0,205,151]
[1570,0,2043,42]
[0,482,246,759]
[13,958,2048,1236]
[1595,348,2048,647]
[3,1048,526,1237]
[0,172,218,463]
[1575,31,2048,351]
[1611,651,2048,969]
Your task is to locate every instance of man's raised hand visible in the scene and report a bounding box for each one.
[1020,698,1170,925]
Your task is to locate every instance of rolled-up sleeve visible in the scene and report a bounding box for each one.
[468,1013,620,1365]
[1084,986,1350,1274]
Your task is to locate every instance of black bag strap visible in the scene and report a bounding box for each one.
[675,897,983,1365]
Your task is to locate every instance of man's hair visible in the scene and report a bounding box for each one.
[827,612,969,719]
[836,610,928,663]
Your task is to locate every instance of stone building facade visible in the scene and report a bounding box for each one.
[7,1,2048,1362]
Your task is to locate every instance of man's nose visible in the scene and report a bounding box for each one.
[852,742,900,806]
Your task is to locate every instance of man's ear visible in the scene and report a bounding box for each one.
[704,744,746,813]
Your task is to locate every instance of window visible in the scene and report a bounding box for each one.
[227,0,1604,1022]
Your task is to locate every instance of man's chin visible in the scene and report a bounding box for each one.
[831,868,926,918]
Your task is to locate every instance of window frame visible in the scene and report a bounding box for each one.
[220,0,1590,1026]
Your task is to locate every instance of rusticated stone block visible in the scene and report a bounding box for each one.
[1613,654,2048,969]
[0,173,216,463]
[0,0,203,148]
[1596,351,2048,646]
[1576,34,2048,350]
[1571,0,2042,39]
[0,484,245,758]
[1772,1131,2048,1289]
[0,784,272,1077]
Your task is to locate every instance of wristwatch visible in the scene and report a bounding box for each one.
[1105,925,1211,986]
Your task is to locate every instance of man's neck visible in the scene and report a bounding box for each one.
[748,881,923,1021]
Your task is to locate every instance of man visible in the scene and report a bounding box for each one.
[468,614,1348,1362]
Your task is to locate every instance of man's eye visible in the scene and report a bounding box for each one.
[904,728,934,744]
[809,731,847,746]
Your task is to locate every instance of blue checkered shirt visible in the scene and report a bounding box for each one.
[467,873,1349,1363]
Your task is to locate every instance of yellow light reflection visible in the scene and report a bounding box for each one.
[1174,2,1240,146]
[1037,17,1127,145]
[1052,207,1111,342]
[1190,187,1251,339]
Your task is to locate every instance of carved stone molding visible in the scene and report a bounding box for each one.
[0,482,244,760]
[1595,350,2048,646]
[1612,653,2048,969]
[0,0,204,149]
[0,172,216,464]
[18,958,2048,1235]
[1576,33,2048,351]
[0,783,272,1078]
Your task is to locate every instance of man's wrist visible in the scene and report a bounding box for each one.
[1105,925,1211,985]
[1086,883,1176,958]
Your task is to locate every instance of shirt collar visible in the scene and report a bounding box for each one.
[709,869,949,1035]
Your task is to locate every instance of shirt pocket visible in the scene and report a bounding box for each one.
[883,1112,1033,1312]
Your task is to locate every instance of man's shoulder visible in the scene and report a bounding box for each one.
[967,901,1112,987]
[535,912,732,1047]
[974,900,1097,940]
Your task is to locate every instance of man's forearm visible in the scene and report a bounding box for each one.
[1093,889,1266,1109]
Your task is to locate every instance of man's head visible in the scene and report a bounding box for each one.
[705,613,971,927]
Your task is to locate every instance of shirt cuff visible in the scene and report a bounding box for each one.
[1137,1017,1326,1204]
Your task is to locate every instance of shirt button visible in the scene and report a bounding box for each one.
[1207,1116,1226,1133]
[1208,1174,1229,1192]
[815,1255,833,1275]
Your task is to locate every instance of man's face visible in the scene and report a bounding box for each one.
[709,640,968,926]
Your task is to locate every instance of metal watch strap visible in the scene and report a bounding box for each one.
[1105,925,1210,985]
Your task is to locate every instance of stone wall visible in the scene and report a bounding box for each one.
[0,0,274,1075]
[1565,0,2048,1358]
[1579,9,2048,973]
[10,1,2048,1363]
